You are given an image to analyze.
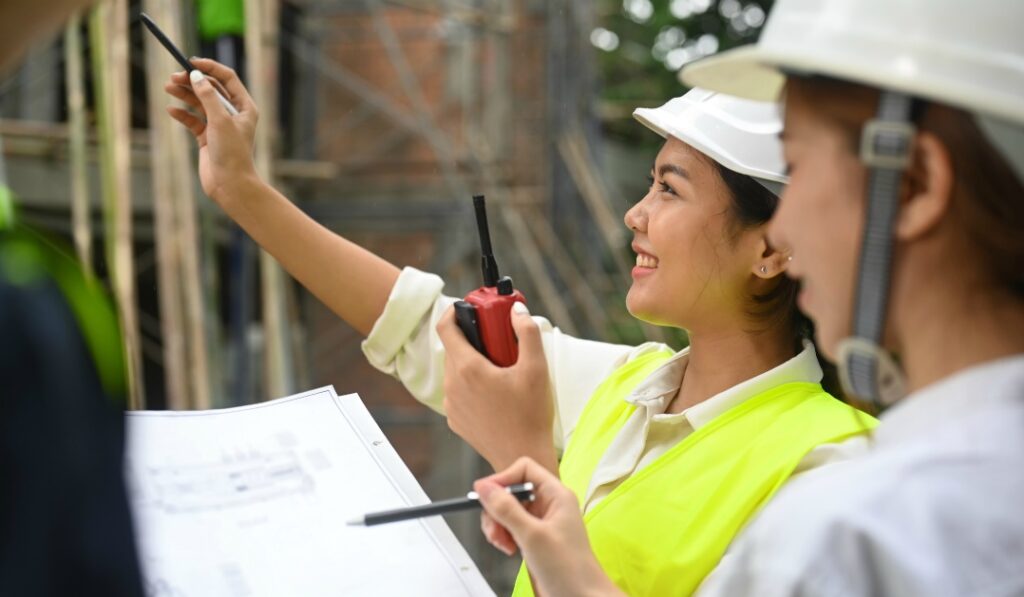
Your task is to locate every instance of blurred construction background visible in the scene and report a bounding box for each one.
[0,0,769,589]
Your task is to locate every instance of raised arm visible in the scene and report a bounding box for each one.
[164,58,397,336]
[168,61,661,459]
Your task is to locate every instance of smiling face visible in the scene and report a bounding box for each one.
[768,85,871,360]
[624,136,775,332]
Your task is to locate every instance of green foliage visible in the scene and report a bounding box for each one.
[593,0,774,143]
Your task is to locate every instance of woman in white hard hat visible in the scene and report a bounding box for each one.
[471,1,1024,595]
[166,66,873,594]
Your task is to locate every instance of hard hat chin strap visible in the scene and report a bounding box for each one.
[837,90,919,409]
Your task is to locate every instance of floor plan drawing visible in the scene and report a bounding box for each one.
[125,387,494,597]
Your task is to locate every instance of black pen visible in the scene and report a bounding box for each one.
[347,483,535,527]
[140,13,193,71]
[140,12,239,116]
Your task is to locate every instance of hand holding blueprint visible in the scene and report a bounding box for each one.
[125,387,494,596]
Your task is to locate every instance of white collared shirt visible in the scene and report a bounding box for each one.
[697,355,1024,597]
[362,268,860,506]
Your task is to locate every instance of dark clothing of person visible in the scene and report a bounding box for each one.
[0,237,144,596]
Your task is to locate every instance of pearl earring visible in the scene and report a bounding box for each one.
[759,266,768,274]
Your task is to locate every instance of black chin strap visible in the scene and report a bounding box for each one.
[838,90,919,408]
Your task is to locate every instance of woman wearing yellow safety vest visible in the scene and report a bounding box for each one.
[471,1,1024,595]
[164,64,874,594]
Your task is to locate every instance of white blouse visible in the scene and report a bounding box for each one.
[696,355,1024,597]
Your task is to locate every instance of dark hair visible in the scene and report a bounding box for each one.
[712,162,843,398]
[715,166,797,325]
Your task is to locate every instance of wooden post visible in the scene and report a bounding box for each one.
[498,202,579,335]
[64,14,93,278]
[142,0,214,410]
[556,126,631,277]
[245,0,293,399]
[142,0,187,409]
[90,0,145,408]
[523,203,609,336]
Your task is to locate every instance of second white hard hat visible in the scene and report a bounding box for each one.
[633,88,788,193]
[678,0,1024,185]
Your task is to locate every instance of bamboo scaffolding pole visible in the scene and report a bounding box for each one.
[174,140,215,408]
[556,126,631,275]
[143,0,213,410]
[522,204,609,336]
[245,0,293,398]
[90,0,145,408]
[169,54,215,410]
[498,202,579,335]
[142,0,188,409]
[64,14,93,278]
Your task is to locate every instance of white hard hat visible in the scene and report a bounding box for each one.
[633,87,788,194]
[679,0,1024,184]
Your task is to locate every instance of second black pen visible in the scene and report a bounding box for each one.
[348,483,535,527]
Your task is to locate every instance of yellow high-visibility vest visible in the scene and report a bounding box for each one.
[513,351,876,596]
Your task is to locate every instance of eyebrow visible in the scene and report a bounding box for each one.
[656,163,690,180]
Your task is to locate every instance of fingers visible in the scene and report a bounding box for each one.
[480,456,559,494]
[188,70,236,123]
[166,106,206,140]
[169,70,190,86]
[170,67,225,96]
[164,79,203,113]
[485,457,571,514]
[202,73,232,103]
[481,512,518,556]
[509,302,544,369]
[436,306,490,366]
[188,57,256,113]
[169,69,224,100]
[474,478,539,539]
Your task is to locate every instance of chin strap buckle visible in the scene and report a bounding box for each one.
[860,119,915,170]
[837,337,907,408]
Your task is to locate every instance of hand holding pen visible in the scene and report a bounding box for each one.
[475,457,623,596]
[163,57,260,205]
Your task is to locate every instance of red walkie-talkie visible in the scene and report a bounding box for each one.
[454,195,526,367]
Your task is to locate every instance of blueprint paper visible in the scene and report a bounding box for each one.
[125,387,494,596]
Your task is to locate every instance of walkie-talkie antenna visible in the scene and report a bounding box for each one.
[473,195,500,287]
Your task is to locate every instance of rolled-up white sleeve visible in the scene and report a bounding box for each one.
[361,266,454,413]
[361,266,671,453]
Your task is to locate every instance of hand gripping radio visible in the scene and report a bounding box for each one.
[453,195,526,367]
